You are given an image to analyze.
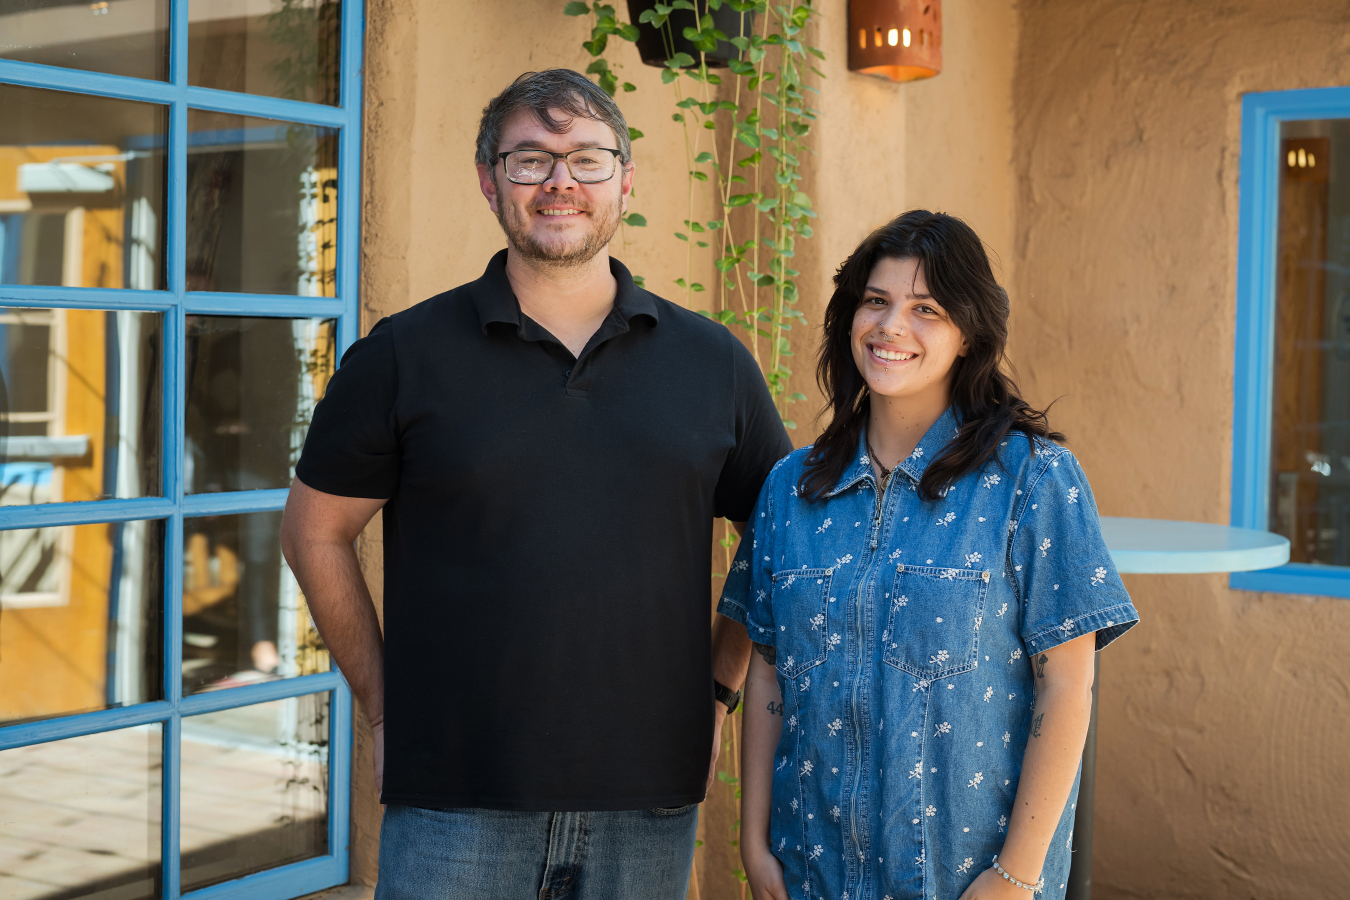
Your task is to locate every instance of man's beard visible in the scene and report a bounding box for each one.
[494,190,623,267]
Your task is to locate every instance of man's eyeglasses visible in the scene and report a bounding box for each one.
[497,148,622,185]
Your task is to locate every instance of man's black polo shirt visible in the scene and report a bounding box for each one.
[296,249,791,811]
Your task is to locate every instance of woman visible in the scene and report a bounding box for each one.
[718,211,1139,900]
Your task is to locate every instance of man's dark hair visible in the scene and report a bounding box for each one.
[475,69,631,170]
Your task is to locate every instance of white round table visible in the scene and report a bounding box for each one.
[1066,518,1288,900]
[1100,516,1290,574]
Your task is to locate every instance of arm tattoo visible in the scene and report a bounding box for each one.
[1031,712,1045,738]
[753,642,777,666]
[1034,652,1048,679]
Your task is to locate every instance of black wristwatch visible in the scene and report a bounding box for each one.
[713,679,742,714]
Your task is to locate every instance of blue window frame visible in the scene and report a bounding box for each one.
[1233,86,1350,599]
[0,1,364,896]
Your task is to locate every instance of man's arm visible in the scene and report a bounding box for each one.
[280,477,388,789]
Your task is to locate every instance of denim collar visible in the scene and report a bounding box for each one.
[824,406,961,497]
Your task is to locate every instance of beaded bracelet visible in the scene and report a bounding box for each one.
[991,855,1044,894]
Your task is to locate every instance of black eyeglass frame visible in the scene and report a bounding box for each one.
[496,148,624,184]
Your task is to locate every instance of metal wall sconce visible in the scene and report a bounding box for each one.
[848,0,942,82]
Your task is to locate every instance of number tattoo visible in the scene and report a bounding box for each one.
[753,642,777,666]
[766,701,784,716]
[1031,712,1044,738]
[1034,652,1048,679]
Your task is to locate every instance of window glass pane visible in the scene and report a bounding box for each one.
[0,308,162,505]
[186,111,337,296]
[180,693,329,891]
[182,510,329,695]
[1272,120,1350,567]
[188,0,340,105]
[0,83,167,290]
[0,0,170,82]
[184,315,334,494]
[0,724,162,900]
[0,519,163,725]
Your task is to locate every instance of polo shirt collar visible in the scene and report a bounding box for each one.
[470,248,659,335]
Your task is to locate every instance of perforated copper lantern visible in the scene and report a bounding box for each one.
[848,0,942,82]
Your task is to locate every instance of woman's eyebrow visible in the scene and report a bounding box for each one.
[864,285,890,297]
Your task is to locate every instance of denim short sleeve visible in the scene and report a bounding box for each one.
[1014,450,1139,653]
[717,469,778,643]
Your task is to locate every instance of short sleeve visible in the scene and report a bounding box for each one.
[1014,451,1139,653]
[294,318,401,499]
[712,337,793,522]
[716,470,778,643]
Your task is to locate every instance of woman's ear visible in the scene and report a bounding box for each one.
[958,333,971,358]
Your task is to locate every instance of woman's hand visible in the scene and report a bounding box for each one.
[742,841,789,900]
[956,866,1036,900]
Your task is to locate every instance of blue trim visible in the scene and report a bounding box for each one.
[1230,85,1350,599]
[182,853,346,900]
[179,673,345,717]
[0,287,174,310]
[0,498,174,529]
[0,0,363,894]
[0,701,174,751]
[184,294,346,317]
[183,489,291,516]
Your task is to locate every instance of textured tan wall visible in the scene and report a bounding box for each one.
[1009,2,1350,898]
[352,0,1018,894]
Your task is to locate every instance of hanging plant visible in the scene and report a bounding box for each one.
[565,0,823,432]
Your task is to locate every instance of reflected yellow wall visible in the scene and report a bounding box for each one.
[0,311,114,721]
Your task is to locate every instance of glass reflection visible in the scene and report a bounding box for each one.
[0,83,167,290]
[0,520,163,725]
[0,308,162,505]
[0,724,161,900]
[185,316,334,495]
[180,693,329,891]
[189,0,341,105]
[186,110,337,296]
[182,511,328,695]
[1273,119,1350,567]
[0,0,170,82]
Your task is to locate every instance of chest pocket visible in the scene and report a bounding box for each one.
[881,564,990,680]
[770,568,835,679]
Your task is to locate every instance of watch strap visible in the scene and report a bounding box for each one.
[713,679,742,714]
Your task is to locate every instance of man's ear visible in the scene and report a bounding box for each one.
[620,160,635,215]
[477,162,500,214]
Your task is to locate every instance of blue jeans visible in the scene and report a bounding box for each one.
[374,804,700,900]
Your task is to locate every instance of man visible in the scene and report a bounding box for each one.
[280,69,791,899]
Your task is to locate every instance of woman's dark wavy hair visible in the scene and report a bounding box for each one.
[799,210,1063,502]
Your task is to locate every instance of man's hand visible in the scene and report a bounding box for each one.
[707,703,727,794]
[743,840,789,900]
[957,866,1037,900]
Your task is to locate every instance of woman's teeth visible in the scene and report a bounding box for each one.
[874,347,915,361]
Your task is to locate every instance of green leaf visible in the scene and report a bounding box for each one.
[694,151,714,164]
[582,34,608,55]
[675,232,689,241]
[628,127,644,140]
[737,131,760,149]
[790,392,807,402]
[704,120,716,129]
[599,71,618,96]
[622,213,647,227]
[707,219,723,230]
[691,170,708,181]
[638,8,657,23]
[563,1,590,14]
[688,221,706,232]
[808,45,826,60]
[691,282,705,291]
[668,51,696,67]
[714,257,739,272]
[671,0,696,9]
[619,23,640,41]
[729,174,747,184]
[762,127,779,139]
[706,72,723,84]
[726,193,754,207]
[662,68,678,84]
[696,240,709,248]
[585,58,610,75]
[676,277,687,287]
[671,112,684,122]
[755,274,775,287]
[632,274,646,288]
[782,419,797,430]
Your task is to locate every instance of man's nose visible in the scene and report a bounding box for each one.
[543,157,579,189]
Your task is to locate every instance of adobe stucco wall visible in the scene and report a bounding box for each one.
[1010,2,1350,898]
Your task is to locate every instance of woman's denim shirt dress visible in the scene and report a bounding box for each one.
[718,408,1139,900]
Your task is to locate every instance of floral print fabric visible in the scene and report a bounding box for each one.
[718,408,1138,900]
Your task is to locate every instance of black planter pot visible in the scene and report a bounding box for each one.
[625,0,753,69]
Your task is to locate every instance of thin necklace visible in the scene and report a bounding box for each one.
[866,435,896,482]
